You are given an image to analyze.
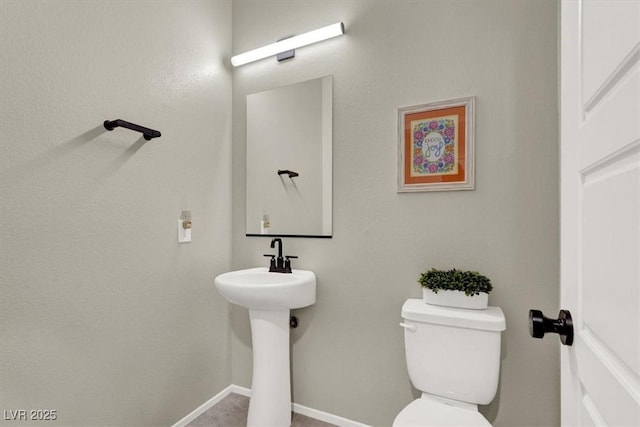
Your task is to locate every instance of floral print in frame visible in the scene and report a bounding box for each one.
[398,97,475,192]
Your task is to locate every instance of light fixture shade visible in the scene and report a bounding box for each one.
[231,22,345,67]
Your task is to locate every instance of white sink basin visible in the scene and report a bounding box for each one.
[214,266,317,426]
[214,267,316,310]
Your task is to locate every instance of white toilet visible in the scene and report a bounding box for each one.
[394,299,506,426]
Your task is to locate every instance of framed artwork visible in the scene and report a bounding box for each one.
[397,97,475,192]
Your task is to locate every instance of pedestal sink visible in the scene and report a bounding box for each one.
[214,267,316,427]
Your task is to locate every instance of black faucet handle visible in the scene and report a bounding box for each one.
[263,254,277,271]
[283,255,298,273]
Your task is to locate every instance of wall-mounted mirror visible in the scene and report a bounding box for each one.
[246,75,332,238]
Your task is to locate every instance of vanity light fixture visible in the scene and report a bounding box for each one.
[231,22,345,67]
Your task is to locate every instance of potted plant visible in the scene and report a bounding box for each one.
[418,268,493,310]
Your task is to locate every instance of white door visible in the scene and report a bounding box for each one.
[561,0,640,426]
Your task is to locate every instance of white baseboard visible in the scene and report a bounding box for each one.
[292,401,371,427]
[171,384,235,427]
[172,384,370,427]
[229,384,251,397]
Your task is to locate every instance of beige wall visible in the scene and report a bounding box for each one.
[1,1,560,426]
[0,1,232,426]
[231,1,560,426]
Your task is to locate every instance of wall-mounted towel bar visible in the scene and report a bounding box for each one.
[278,169,299,178]
[103,119,161,141]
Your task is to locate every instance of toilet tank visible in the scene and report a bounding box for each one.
[401,299,506,405]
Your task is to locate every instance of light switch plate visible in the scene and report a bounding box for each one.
[178,220,191,243]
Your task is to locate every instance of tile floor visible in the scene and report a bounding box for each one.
[186,393,336,427]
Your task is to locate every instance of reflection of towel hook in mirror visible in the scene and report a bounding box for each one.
[277,169,299,178]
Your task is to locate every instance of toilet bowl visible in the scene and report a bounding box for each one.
[393,394,491,427]
[393,299,506,426]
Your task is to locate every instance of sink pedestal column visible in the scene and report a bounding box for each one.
[247,309,291,427]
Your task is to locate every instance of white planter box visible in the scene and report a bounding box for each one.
[422,288,489,310]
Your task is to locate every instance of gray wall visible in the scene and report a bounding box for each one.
[0,1,560,426]
[0,1,232,426]
[231,1,560,426]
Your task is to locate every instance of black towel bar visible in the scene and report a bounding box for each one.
[277,169,299,178]
[103,119,161,141]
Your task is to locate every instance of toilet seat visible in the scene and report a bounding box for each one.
[393,398,491,427]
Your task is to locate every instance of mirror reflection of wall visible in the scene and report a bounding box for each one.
[246,76,332,238]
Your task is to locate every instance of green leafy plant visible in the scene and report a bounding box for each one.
[418,268,493,296]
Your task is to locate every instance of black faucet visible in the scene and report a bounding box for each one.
[263,237,297,273]
[271,237,283,259]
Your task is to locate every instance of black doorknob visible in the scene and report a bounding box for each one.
[529,309,574,346]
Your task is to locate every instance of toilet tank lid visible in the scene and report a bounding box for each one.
[402,299,506,331]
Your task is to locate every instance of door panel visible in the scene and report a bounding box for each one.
[561,0,640,426]
[581,148,639,373]
[577,332,639,425]
[582,1,640,104]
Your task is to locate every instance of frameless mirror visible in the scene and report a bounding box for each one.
[246,75,332,237]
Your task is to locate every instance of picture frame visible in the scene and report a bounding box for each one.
[397,96,475,192]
